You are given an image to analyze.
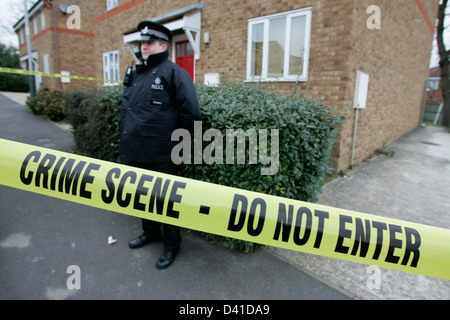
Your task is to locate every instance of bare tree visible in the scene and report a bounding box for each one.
[437,0,450,129]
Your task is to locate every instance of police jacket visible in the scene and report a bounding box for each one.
[120,50,201,164]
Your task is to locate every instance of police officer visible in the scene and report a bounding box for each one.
[120,21,201,269]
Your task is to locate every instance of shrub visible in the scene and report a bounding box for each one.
[0,73,29,92]
[65,80,344,252]
[64,89,95,131]
[183,80,344,203]
[64,87,122,162]
[25,88,65,121]
[177,80,344,251]
[65,88,103,155]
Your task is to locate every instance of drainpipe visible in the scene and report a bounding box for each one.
[350,107,359,170]
[24,0,36,98]
[48,0,61,90]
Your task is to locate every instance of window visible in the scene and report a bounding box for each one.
[19,29,24,45]
[41,10,46,30]
[427,78,440,91]
[106,0,118,11]
[43,54,50,73]
[103,50,120,86]
[33,16,38,36]
[246,7,312,82]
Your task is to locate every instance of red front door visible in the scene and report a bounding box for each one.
[175,40,194,80]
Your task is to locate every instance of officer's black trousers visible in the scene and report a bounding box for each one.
[127,161,181,252]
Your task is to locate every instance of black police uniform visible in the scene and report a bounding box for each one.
[119,21,201,261]
[120,50,200,164]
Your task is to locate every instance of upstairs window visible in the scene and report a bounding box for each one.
[40,10,46,30]
[246,7,312,82]
[33,15,38,36]
[19,29,25,45]
[427,78,440,91]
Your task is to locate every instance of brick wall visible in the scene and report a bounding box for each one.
[93,0,197,87]
[17,0,103,91]
[196,0,437,171]
[340,0,438,171]
[93,0,438,172]
[16,0,438,172]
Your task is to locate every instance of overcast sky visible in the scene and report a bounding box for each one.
[0,0,37,48]
[0,0,448,68]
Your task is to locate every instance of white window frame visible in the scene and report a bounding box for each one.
[41,10,46,30]
[43,53,50,73]
[103,50,120,86]
[427,77,440,91]
[33,16,38,36]
[19,29,25,45]
[246,7,312,82]
[106,0,118,11]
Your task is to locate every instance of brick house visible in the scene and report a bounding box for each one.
[14,0,439,172]
[423,66,444,124]
[426,66,443,103]
[14,0,103,91]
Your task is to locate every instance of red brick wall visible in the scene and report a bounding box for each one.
[16,0,438,172]
[17,0,103,91]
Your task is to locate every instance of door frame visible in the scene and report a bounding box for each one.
[172,34,196,82]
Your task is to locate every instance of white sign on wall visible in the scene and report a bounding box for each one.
[61,71,71,83]
[354,71,369,109]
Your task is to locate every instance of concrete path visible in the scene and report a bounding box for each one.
[0,92,348,300]
[271,125,450,299]
[2,91,449,300]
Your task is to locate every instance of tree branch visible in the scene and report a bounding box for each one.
[437,0,449,58]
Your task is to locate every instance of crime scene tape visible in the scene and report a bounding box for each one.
[0,67,122,83]
[1,138,449,280]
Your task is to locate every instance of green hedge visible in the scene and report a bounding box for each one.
[64,87,121,161]
[0,73,29,92]
[62,80,344,252]
[187,81,344,203]
[25,88,65,121]
[0,44,29,92]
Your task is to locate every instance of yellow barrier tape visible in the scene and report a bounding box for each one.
[0,138,449,280]
[0,67,122,83]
